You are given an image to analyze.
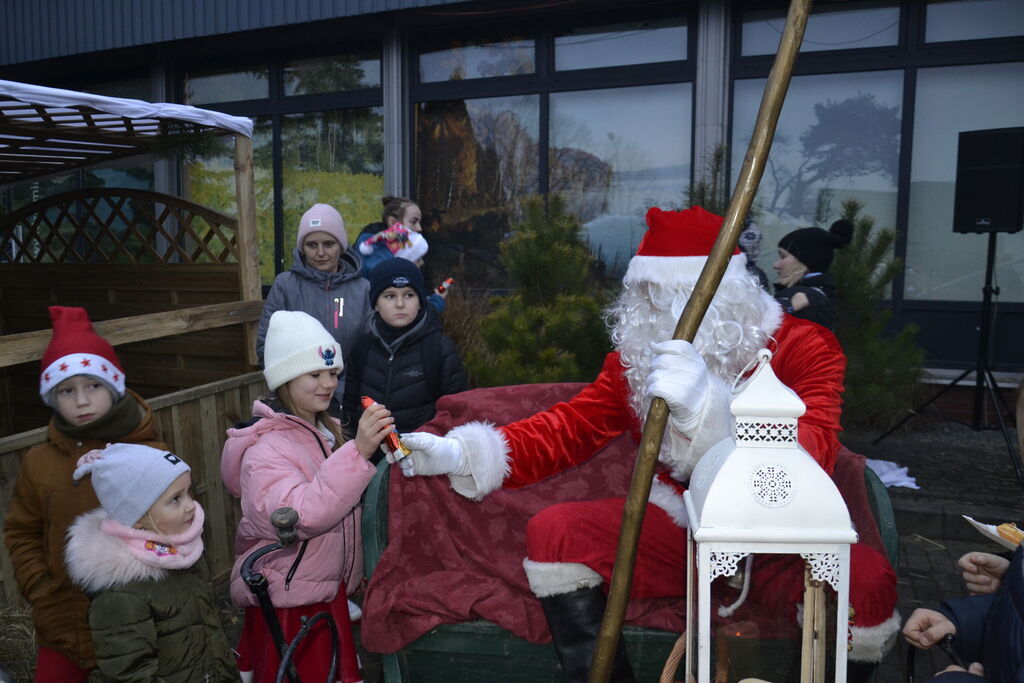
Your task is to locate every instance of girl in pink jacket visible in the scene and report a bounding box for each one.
[221,310,393,683]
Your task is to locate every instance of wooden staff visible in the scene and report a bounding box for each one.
[588,0,814,680]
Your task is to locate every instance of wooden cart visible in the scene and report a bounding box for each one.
[359,384,899,682]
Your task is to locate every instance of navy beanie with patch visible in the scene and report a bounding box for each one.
[369,258,428,307]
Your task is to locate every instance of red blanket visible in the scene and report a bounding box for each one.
[360,383,881,654]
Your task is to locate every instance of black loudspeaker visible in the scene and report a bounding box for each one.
[953,127,1024,234]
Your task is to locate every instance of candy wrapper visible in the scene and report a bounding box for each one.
[361,396,411,461]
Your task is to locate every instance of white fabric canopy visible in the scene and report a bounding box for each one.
[0,79,252,138]
[0,79,253,186]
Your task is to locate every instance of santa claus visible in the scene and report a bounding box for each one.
[399,205,899,681]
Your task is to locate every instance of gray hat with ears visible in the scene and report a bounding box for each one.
[73,443,191,527]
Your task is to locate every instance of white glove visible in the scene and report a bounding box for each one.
[645,339,710,437]
[396,432,471,478]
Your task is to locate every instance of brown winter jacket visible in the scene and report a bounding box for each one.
[3,391,166,668]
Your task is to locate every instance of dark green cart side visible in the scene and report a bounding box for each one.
[361,460,899,682]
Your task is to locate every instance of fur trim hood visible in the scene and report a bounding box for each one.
[65,508,167,593]
[65,505,205,594]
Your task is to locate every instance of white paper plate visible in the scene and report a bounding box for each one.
[963,515,1020,550]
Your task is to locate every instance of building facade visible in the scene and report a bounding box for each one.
[2,0,1023,369]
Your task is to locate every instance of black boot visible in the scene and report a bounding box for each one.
[846,661,877,683]
[540,586,635,683]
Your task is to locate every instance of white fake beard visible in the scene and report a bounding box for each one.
[607,275,775,422]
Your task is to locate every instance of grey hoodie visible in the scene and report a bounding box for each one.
[256,247,371,398]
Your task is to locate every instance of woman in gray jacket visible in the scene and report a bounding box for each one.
[256,203,372,404]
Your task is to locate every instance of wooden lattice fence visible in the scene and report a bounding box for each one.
[0,189,256,436]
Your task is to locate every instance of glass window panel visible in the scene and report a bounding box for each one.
[741,3,899,56]
[183,118,274,282]
[731,71,903,277]
[551,83,692,275]
[419,38,535,82]
[906,62,1024,302]
[284,54,382,95]
[555,19,687,71]
[281,108,385,267]
[76,77,151,100]
[183,68,269,105]
[926,0,1024,42]
[415,95,539,288]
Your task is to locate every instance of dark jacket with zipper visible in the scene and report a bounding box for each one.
[774,272,838,331]
[342,308,467,434]
[256,247,371,399]
[931,545,1024,682]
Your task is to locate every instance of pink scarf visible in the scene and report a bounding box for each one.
[100,504,206,570]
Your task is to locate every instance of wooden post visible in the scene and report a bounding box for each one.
[588,0,814,680]
[234,134,261,367]
[800,566,816,683]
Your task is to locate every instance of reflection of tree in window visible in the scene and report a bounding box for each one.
[761,92,899,219]
[284,111,383,175]
[424,40,533,81]
[549,146,612,223]
[284,56,377,95]
[417,100,480,223]
[470,107,537,209]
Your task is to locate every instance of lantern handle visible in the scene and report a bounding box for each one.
[731,348,773,395]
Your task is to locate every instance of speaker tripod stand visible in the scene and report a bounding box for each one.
[872,232,1024,484]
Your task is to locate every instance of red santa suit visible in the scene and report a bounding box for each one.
[408,206,900,663]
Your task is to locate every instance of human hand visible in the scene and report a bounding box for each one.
[354,401,395,460]
[903,608,956,649]
[397,432,470,478]
[959,551,1009,595]
[790,291,810,311]
[646,340,709,436]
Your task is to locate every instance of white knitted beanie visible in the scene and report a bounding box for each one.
[262,310,343,390]
[73,443,191,527]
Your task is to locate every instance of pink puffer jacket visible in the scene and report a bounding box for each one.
[221,400,375,607]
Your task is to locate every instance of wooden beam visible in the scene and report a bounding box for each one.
[589,0,814,679]
[0,300,263,369]
[234,134,262,368]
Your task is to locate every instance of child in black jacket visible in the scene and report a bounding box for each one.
[342,258,467,448]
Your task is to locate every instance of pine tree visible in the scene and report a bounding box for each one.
[831,198,924,429]
[465,196,611,386]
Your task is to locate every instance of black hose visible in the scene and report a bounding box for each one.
[274,612,340,683]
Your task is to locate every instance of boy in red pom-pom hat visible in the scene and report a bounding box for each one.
[4,306,167,681]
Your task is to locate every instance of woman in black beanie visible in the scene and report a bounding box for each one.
[772,219,854,330]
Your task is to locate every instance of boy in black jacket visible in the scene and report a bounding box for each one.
[342,258,467,451]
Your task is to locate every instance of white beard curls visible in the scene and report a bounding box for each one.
[607,274,778,423]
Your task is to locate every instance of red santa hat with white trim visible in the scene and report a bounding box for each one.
[623,206,749,286]
[39,306,126,404]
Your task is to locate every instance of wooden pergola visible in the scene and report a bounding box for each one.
[0,79,262,372]
[0,80,266,594]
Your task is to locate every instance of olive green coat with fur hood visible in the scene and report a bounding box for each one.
[3,390,165,667]
[65,507,238,682]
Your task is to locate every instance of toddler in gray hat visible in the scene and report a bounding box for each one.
[64,443,238,680]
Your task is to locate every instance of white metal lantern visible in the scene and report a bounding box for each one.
[683,349,856,683]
